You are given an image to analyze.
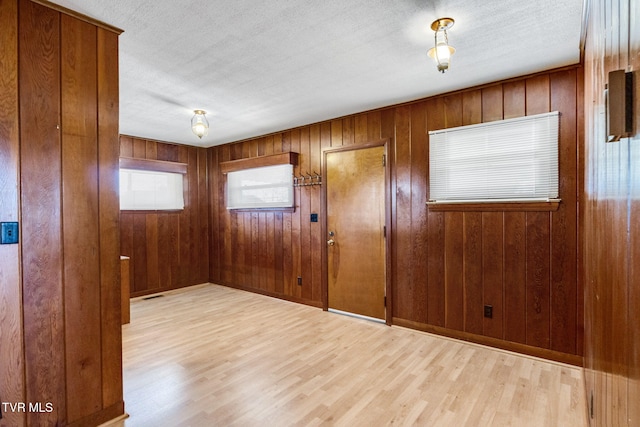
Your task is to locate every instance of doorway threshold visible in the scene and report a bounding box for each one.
[328,308,385,324]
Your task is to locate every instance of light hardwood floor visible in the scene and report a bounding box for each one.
[109,283,587,427]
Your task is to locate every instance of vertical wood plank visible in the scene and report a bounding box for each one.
[157,141,178,161]
[354,114,368,144]
[243,212,252,286]
[132,137,146,158]
[444,212,464,330]
[0,2,25,425]
[299,127,312,300]
[503,81,525,119]
[628,2,640,422]
[525,212,551,349]
[342,116,355,146]
[549,69,578,355]
[266,212,276,292]
[145,139,157,159]
[188,147,200,285]
[462,90,482,126]
[198,148,210,282]
[209,148,221,283]
[463,212,483,334]
[310,124,323,302]
[132,215,148,292]
[61,15,102,422]
[503,212,527,344]
[19,2,65,424]
[274,212,284,294]
[97,27,123,410]
[482,212,504,339]
[219,145,231,285]
[157,213,171,288]
[502,80,527,345]
[119,135,133,157]
[317,122,332,302]
[524,74,551,350]
[251,212,260,287]
[367,110,382,141]
[331,119,343,147]
[394,105,413,320]
[290,129,302,298]
[426,98,446,326]
[480,85,504,340]
[409,103,428,324]
[145,214,159,289]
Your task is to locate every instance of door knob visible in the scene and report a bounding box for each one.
[327,239,335,246]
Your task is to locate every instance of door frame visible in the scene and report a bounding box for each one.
[321,139,393,325]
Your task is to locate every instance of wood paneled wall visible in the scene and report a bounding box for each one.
[0,1,123,425]
[0,1,24,426]
[583,0,640,425]
[209,66,583,363]
[119,136,209,297]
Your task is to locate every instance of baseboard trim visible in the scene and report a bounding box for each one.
[392,317,583,367]
[67,401,125,427]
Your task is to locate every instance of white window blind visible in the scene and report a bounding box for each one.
[120,168,184,210]
[428,111,559,203]
[226,164,294,209]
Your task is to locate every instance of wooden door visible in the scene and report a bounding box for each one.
[325,145,386,320]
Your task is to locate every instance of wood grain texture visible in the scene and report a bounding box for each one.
[12,2,123,425]
[208,67,583,361]
[61,15,102,422]
[119,137,209,297]
[0,2,25,426]
[583,0,640,424]
[97,27,123,410]
[326,145,386,320]
[18,2,66,424]
[113,284,587,427]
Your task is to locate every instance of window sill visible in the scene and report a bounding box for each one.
[426,200,561,212]
[227,207,296,213]
[120,209,184,214]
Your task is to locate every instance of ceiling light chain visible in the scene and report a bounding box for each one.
[427,17,456,73]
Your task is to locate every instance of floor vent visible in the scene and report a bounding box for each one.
[142,295,164,300]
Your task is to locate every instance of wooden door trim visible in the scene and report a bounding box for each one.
[321,139,393,325]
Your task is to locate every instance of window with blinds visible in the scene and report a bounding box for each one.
[226,164,294,209]
[428,111,559,203]
[120,168,184,210]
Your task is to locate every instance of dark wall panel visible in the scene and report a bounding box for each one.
[208,67,584,362]
[119,136,209,297]
[11,1,124,424]
[19,3,66,424]
[0,1,25,426]
[583,0,640,425]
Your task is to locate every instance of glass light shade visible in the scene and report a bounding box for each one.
[428,44,455,72]
[191,110,209,139]
[427,19,455,73]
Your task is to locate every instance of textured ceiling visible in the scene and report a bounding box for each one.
[49,0,584,147]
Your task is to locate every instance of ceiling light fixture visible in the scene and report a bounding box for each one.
[427,17,455,73]
[191,110,209,139]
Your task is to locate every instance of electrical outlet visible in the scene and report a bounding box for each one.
[1,222,19,244]
[483,304,493,318]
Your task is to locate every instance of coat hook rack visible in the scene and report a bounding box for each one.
[293,171,322,187]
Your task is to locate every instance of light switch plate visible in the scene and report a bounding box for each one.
[1,222,19,244]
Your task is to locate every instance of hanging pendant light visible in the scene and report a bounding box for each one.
[191,110,209,139]
[427,18,455,73]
